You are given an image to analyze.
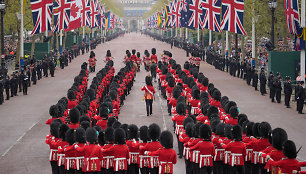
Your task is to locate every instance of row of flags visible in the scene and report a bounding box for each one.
[285,0,306,51]
[30,0,123,35]
[145,0,246,35]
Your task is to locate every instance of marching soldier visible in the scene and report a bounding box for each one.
[141,76,155,116]
[284,76,292,108]
[42,57,49,77]
[105,50,113,62]
[252,69,258,91]
[268,71,274,98]
[49,59,55,77]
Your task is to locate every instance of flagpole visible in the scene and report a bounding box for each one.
[186,28,188,40]
[301,0,305,83]
[83,26,85,39]
[209,30,212,45]
[60,29,63,55]
[197,27,200,43]
[20,0,24,64]
[226,31,229,58]
[180,27,182,38]
[252,0,256,65]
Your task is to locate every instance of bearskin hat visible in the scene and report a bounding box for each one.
[49,105,59,118]
[104,127,114,143]
[148,123,161,141]
[192,89,200,100]
[252,123,261,138]
[109,90,117,101]
[79,116,90,124]
[185,123,194,137]
[201,77,209,87]
[213,90,221,101]
[201,103,210,115]
[238,114,248,126]
[66,129,75,145]
[59,124,69,140]
[69,107,80,124]
[52,118,63,125]
[168,78,175,88]
[151,48,156,55]
[114,128,126,144]
[85,88,95,101]
[229,106,239,119]
[200,124,212,140]
[112,121,122,130]
[259,122,271,138]
[99,106,109,118]
[160,131,173,148]
[107,117,116,128]
[139,126,149,142]
[232,125,243,141]
[283,140,297,159]
[183,117,195,129]
[216,123,226,137]
[207,106,219,120]
[201,97,210,106]
[210,117,221,133]
[224,124,233,139]
[132,49,136,55]
[172,88,181,99]
[221,96,229,108]
[193,122,204,138]
[127,52,131,58]
[272,128,288,150]
[106,50,111,57]
[145,76,152,86]
[80,121,90,130]
[50,121,61,138]
[75,128,86,143]
[184,61,190,70]
[85,127,97,144]
[98,130,105,146]
[126,50,130,54]
[67,90,75,100]
[177,96,185,104]
[225,101,237,114]
[176,102,186,115]
[128,124,139,140]
[120,124,128,139]
[243,121,253,136]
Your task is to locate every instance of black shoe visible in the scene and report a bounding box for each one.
[179,156,183,159]
[298,112,305,114]
[287,106,291,108]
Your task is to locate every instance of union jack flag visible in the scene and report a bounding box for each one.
[99,4,105,30]
[220,0,246,35]
[166,2,174,27]
[172,0,182,28]
[30,0,53,35]
[81,0,91,27]
[90,0,99,28]
[180,0,191,28]
[200,0,221,32]
[284,0,300,35]
[153,13,158,28]
[187,0,204,29]
[53,0,71,33]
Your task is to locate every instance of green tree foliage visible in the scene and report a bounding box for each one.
[101,0,124,17]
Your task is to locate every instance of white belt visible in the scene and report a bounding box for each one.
[193,151,200,163]
[150,156,159,168]
[185,148,190,159]
[86,157,99,171]
[191,107,198,115]
[159,161,172,174]
[230,153,243,166]
[65,157,75,170]
[199,155,212,168]
[75,156,84,170]
[57,154,65,166]
[253,151,259,164]
[49,149,58,161]
[114,157,126,171]
[103,156,114,169]
[214,149,225,161]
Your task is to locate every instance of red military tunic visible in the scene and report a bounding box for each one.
[126,140,140,165]
[147,148,177,174]
[190,140,215,168]
[102,144,129,171]
[101,144,114,169]
[222,141,246,166]
[172,115,186,135]
[141,85,155,100]
[76,144,103,172]
[140,141,163,168]
[269,158,303,174]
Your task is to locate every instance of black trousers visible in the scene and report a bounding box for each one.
[214,161,224,174]
[19,83,22,92]
[285,93,291,106]
[140,167,149,174]
[275,89,281,103]
[50,161,59,174]
[199,166,212,174]
[50,69,55,77]
[185,159,192,174]
[260,84,266,95]
[231,166,245,174]
[145,99,153,116]
[297,99,304,112]
[149,167,158,174]
[128,164,139,174]
[23,83,28,95]
[177,134,183,157]
[5,88,9,100]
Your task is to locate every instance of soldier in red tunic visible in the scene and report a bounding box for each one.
[131,49,137,63]
[101,127,115,173]
[146,131,177,174]
[69,108,80,129]
[124,50,131,63]
[151,48,158,64]
[46,121,61,174]
[67,90,78,110]
[143,50,150,71]
[138,126,150,174]
[172,102,187,158]
[126,124,140,174]
[141,76,155,116]
[105,50,113,63]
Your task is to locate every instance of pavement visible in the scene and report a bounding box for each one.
[0,32,306,174]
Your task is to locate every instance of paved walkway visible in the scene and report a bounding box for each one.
[0,33,306,174]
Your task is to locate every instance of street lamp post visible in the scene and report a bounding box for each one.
[0,0,6,62]
[269,0,277,48]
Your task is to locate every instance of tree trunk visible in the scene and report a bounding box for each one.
[63,32,67,51]
[15,17,21,69]
[30,34,37,58]
[241,35,245,60]
[221,32,225,56]
[228,32,232,55]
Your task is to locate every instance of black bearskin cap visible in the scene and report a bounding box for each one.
[128,124,139,140]
[238,114,248,126]
[52,118,63,125]
[245,122,254,136]
[80,121,90,130]
[59,124,69,140]
[127,52,131,57]
[168,78,175,87]
[183,117,195,129]
[126,50,130,54]
[213,90,221,101]
[104,127,114,143]
[210,117,221,133]
[67,90,75,100]
[50,121,61,138]
[160,130,173,148]
[145,76,152,86]
[86,127,97,144]
[109,90,117,100]
[139,126,149,142]
[177,96,185,104]
[229,106,239,119]
[202,77,209,86]
[148,123,161,141]
[216,123,226,137]
[69,107,80,124]
[49,105,59,118]
[132,49,136,55]
[259,122,271,138]
[172,88,181,99]
[200,124,212,140]
[137,52,140,58]
[272,128,288,150]
[176,102,186,115]
[75,128,86,143]
[201,103,210,115]
[66,129,75,145]
[184,61,190,70]
[225,101,237,114]
[80,116,91,124]
[112,121,122,130]
[120,124,128,138]
[232,125,243,141]
[114,128,126,144]
[98,130,105,146]
[106,50,111,57]
[207,106,219,120]
[192,89,200,100]
[151,48,156,55]
[224,124,233,139]
[107,117,117,128]
[283,140,297,159]
[193,122,204,138]
[185,123,194,137]
[252,123,261,138]
[86,88,96,101]
[99,107,109,119]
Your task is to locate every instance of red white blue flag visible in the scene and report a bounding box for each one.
[53,0,71,32]
[200,0,222,32]
[284,0,300,35]
[30,0,53,35]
